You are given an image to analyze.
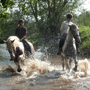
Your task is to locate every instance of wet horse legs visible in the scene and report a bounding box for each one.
[62,57,70,71]
[69,58,72,69]
[62,57,64,71]
[65,57,70,72]
[73,56,78,71]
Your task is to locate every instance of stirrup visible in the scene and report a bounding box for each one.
[77,49,80,54]
[57,51,61,55]
[10,59,13,61]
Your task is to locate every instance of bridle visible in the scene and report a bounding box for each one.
[65,27,80,44]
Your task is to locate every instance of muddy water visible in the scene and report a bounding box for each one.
[0,44,90,90]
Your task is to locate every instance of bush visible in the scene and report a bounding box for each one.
[79,25,90,56]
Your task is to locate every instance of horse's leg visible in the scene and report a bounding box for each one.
[73,55,78,71]
[62,57,64,71]
[17,61,22,72]
[65,57,70,72]
[17,57,22,72]
[14,60,21,72]
[69,58,72,69]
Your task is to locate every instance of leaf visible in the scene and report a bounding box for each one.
[9,1,15,5]
[37,1,40,4]
[24,11,27,15]
[26,7,29,10]
[29,0,33,2]
[34,0,36,3]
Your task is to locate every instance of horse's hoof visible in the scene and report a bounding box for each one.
[61,69,64,71]
[73,68,77,71]
[17,68,22,72]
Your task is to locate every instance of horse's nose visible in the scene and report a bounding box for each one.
[17,68,22,72]
[11,55,15,60]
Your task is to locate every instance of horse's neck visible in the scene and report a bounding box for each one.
[14,41,24,52]
[66,30,73,42]
[62,30,76,53]
[13,41,19,49]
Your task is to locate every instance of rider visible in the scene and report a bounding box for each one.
[15,19,32,54]
[57,13,80,55]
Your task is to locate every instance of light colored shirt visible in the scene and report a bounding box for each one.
[60,20,73,35]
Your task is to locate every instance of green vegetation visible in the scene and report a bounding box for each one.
[79,25,90,56]
[0,0,90,56]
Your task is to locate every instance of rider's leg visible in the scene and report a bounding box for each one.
[57,34,67,55]
[57,39,63,55]
[76,43,80,54]
[22,39,32,54]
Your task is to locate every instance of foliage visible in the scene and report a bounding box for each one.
[78,10,90,26]
[79,25,90,56]
[0,10,41,49]
[1,0,90,55]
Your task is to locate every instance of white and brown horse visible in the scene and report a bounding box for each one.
[4,36,35,72]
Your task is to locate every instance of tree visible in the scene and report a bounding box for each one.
[17,0,85,36]
[0,0,86,53]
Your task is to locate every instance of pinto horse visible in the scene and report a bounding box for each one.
[4,36,35,72]
[61,24,81,72]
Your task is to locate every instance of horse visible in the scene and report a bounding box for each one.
[4,36,35,72]
[61,24,81,72]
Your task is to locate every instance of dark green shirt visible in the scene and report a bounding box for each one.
[15,26,27,39]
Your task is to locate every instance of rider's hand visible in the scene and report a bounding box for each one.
[63,32,66,35]
[20,39,22,42]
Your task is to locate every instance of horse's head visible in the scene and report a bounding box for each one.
[5,36,25,72]
[15,46,25,72]
[5,36,20,60]
[69,24,81,44]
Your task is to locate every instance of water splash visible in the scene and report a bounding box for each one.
[0,58,90,81]
[60,58,90,81]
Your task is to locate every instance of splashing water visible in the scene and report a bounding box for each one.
[0,57,90,90]
[1,44,90,89]
[1,58,90,79]
[60,58,90,81]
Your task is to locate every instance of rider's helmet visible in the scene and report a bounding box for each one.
[18,19,24,24]
[66,13,73,19]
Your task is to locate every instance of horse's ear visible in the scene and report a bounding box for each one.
[3,40,6,43]
[11,39,15,43]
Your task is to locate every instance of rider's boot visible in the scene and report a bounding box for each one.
[22,39,32,54]
[76,43,80,54]
[57,39,63,55]
[57,48,62,55]
[10,59,13,61]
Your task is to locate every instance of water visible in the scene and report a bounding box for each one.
[0,44,90,90]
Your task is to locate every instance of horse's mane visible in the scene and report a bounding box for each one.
[7,36,19,42]
[70,24,78,30]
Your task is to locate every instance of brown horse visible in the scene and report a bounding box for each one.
[4,36,35,72]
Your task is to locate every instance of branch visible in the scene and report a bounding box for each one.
[29,1,38,22]
[62,0,68,7]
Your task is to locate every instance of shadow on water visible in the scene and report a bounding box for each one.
[0,65,22,78]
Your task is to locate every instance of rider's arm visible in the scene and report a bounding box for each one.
[20,36,26,41]
[60,30,66,34]
[60,22,66,34]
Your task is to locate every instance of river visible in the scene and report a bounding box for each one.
[0,44,90,90]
